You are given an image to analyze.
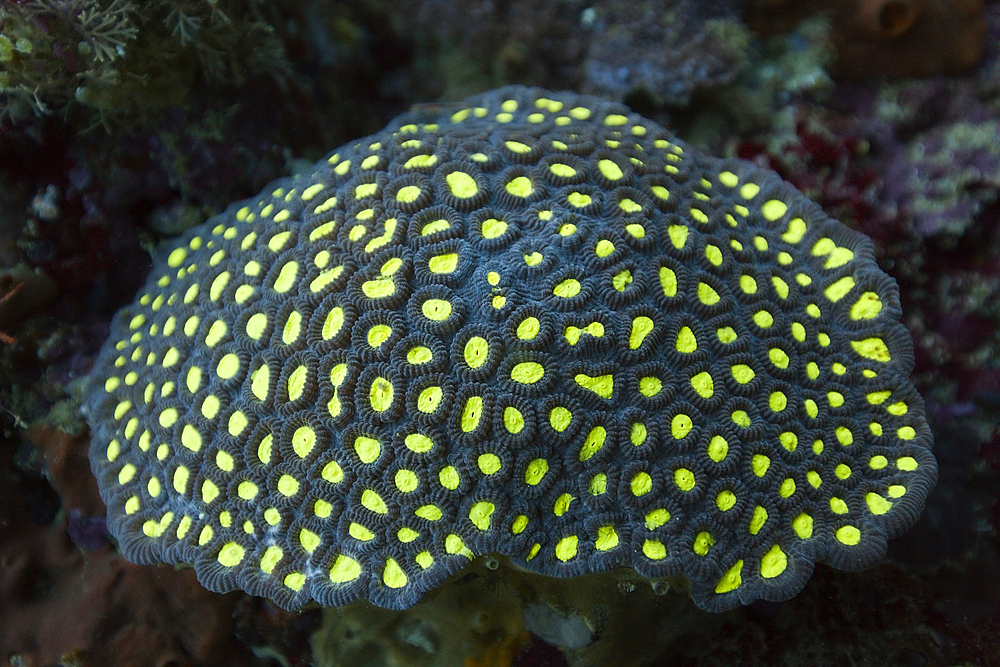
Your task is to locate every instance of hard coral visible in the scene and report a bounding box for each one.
[84,86,935,614]
[581,0,750,106]
[746,0,988,79]
[397,0,749,105]
[396,0,587,99]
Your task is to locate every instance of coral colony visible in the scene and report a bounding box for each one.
[85,86,935,612]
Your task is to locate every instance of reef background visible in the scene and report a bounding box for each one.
[1,1,999,666]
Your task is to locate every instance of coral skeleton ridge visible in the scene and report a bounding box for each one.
[84,85,936,612]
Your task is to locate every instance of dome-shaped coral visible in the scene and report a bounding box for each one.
[84,86,935,612]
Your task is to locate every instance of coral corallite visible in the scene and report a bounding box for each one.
[83,86,936,612]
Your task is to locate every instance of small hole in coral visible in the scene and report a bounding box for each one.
[651,580,670,596]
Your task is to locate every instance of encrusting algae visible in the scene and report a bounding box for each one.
[83,85,936,613]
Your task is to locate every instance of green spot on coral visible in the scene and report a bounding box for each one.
[574,373,613,399]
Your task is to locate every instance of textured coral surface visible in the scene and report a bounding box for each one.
[85,86,933,615]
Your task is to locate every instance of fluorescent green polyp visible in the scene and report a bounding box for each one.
[446,171,478,198]
[555,535,578,562]
[329,555,362,583]
[715,560,743,593]
[506,176,533,197]
[469,501,495,530]
[574,373,613,398]
[217,542,245,567]
[464,336,489,367]
[553,278,581,298]
[511,362,544,384]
